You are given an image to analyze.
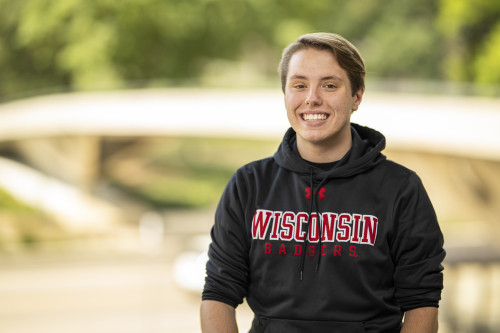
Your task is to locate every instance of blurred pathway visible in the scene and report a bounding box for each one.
[0,248,253,333]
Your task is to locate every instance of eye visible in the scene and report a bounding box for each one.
[324,83,337,89]
[292,83,306,89]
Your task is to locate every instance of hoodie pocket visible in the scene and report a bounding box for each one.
[250,315,365,333]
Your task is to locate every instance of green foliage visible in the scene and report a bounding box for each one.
[0,186,37,212]
[358,0,442,79]
[474,24,500,84]
[0,0,499,99]
[437,0,500,83]
[0,186,63,250]
[104,136,278,209]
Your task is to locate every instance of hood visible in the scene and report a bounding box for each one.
[273,123,387,180]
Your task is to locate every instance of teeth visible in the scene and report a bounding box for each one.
[303,114,327,121]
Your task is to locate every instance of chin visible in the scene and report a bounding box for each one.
[300,133,331,145]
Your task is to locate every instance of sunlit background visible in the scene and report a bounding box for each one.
[0,0,499,332]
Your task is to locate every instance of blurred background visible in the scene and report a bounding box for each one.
[0,0,499,332]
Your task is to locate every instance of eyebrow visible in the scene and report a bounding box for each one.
[289,74,344,81]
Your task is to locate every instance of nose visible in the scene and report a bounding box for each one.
[305,87,322,106]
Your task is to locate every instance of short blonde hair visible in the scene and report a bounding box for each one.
[278,33,365,96]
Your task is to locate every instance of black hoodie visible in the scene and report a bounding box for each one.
[203,123,445,333]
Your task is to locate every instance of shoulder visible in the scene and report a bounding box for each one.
[237,156,278,178]
[377,160,433,211]
[227,156,284,197]
[219,157,277,210]
[371,158,428,196]
[378,158,419,180]
[225,156,276,189]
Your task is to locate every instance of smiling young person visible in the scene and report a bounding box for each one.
[284,47,363,163]
[201,33,445,333]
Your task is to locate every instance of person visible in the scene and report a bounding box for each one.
[201,32,445,333]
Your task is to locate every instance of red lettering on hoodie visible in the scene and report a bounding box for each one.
[308,213,320,242]
[251,209,379,247]
[252,210,273,239]
[351,214,362,243]
[349,246,358,257]
[321,245,327,256]
[321,213,338,242]
[336,214,351,242]
[278,243,287,255]
[308,246,315,257]
[361,215,378,246]
[333,244,342,256]
[294,244,302,255]
[280,212,294,241]
[264,242,271,254]
[295,212,308,241]
[269,211,282,240]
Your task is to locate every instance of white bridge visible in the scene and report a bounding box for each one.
[0,88,499,233]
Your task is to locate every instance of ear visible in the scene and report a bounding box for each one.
[351,88,364,112]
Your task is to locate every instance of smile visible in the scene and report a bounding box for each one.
[302,113,328,121]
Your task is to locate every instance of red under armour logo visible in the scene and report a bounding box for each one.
[305,187,326,200]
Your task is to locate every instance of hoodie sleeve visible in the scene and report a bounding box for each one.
[391,172,446,312]
[202,170,251,308]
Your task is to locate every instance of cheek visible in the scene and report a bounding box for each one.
[329,95,355,114]
[284,93,302,111]
[285,104,297,123]
[285,98,300,124]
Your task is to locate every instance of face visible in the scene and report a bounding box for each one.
[284,48,363,156]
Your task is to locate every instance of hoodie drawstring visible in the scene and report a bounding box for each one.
[299,168,315,281]
[300,168,328,280]
[314,194,323,273]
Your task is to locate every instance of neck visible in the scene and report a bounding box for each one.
[296,130,352,163]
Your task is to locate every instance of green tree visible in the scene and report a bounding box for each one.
[437,0,500,83]
[1,0,498,100]
[0,0,71,98]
